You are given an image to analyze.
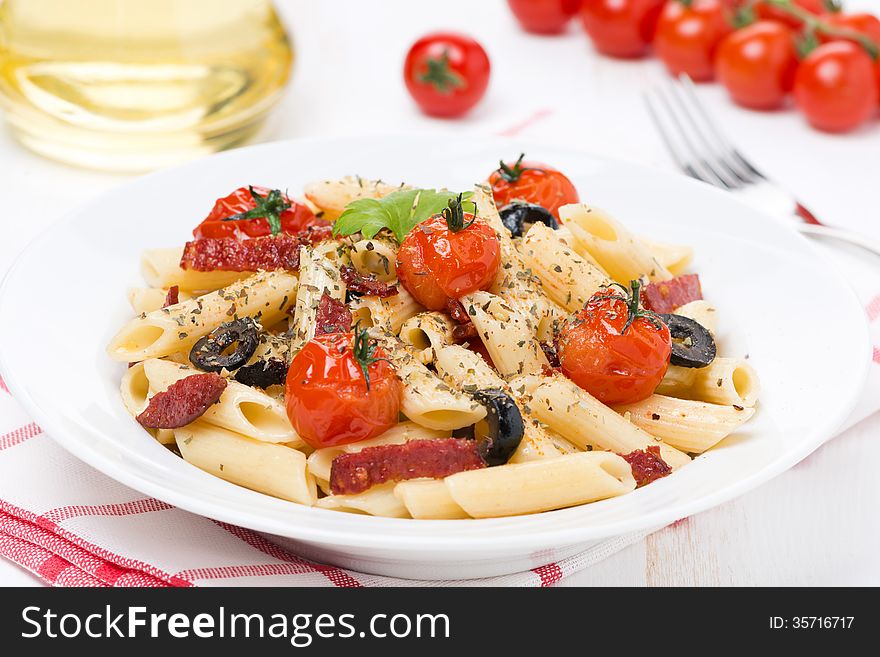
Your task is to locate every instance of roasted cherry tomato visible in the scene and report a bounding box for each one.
[507,0,583,34]
[396,196,501,310]
[558,281,671,405]
[794,41,879,133]
[754,0,827,28]
[715,21,798,109]
[579,0,665,59]
[654,0,733,81]
[488,154,579,219]
[285,330,401,448]
[194,186,321,240]
[403,32,491,117]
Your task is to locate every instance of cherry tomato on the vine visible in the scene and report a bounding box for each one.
[822,12,880,46]
[194,186,321,239]
[403,32,490,117]
[753,0,827,29]
[794,41,879,133]
[488,154,579,219]
[579,0,666,59]
[715,21,798,109]
[285,330,401,448]
[558,281,671,405]
[396,196,501,310]
[654,0,733,81]
[507,0,583,34]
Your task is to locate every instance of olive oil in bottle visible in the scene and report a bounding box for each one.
[0,0,293,170]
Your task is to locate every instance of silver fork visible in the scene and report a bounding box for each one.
[644,74,880,257]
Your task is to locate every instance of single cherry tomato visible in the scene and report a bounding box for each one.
[579,0,665,59]
[507,0,583,34]
[715,21,798,109]
[403,32,490,117]
[794,41,879,133]
[488,154,579,219]
[822,12,880,46]
[654,0,733,81]
[194,186,321,240]
[285,330,401,448]
[557,281,671,405]
[754,0,826,28]
[396,196,501,310]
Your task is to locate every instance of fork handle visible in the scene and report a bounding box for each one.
[797,223,880,258]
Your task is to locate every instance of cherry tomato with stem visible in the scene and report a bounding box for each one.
[558,280,672,405]
[794,40,879,133]
[715,20,799,109]
[285,329,401,449]
[403,32,490,117]
[507,0,583,34]
[194,186,321,239]
[396,195,501,310]
[579,0,666,59]
[654,0,733,81]
[754,0,827,29]
[488,154,579,219]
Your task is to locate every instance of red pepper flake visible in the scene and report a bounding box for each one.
[163,285,180,308]
[620,445,672,487]
[640,274,702,314]
[136,373,227,429]
[340,265,398,298]
[315,293,352,336]
[329,438,486,495]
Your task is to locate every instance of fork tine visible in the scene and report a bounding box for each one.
[653,83,738,190]
[668,78,752,186]
[677,75,767,182]
[643,91,709,184]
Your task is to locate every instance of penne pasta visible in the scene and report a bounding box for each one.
[690,357,760,408]
[459,291,549,378]
[108,270,297,362]
[316,483,411,518]
[351,287,423,335]
[142,358,302,446]
[399,312,456,364]
[531,375,692,469]
[673,299,718,335]
[559,204,672,283]
[445,452,636,518]
[349,235,398,282]
[655,365,698,398]
[174,423,316,505]
[520,223,611,312]
[394,480,470,519]
[642,237,694,276]
[289,246,345,354]
[304,177,407,222]
[615,394,756,453]
[374,335,486,430]
[128,287,193,315]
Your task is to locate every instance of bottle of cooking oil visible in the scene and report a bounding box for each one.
[0,0,292,170]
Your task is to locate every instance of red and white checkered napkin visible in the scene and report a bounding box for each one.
[2,245,879,588]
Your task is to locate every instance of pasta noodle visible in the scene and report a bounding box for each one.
[174,422,316,505]
[615,394,756,453]
[141,247,248,292]
[349,235,398,282]
[108,270,297,362]
[445,452,636,518]
[289,246,344,354]
[559,204,672,283]
[689,357,760,408]
[394,480,469,519]
[128,287,193,314]
[398,312,456,364]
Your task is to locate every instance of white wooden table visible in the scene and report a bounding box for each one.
[1,0,878,586]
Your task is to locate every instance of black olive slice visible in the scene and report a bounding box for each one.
[498,202,558,237]
[234,357,288,388]
[471,388,525,466]
[189,318,259,373]
[659,314,716,368]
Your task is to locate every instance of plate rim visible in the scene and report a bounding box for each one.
[0,133,871,551]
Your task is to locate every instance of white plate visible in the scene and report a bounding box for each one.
[0,135,870,579]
